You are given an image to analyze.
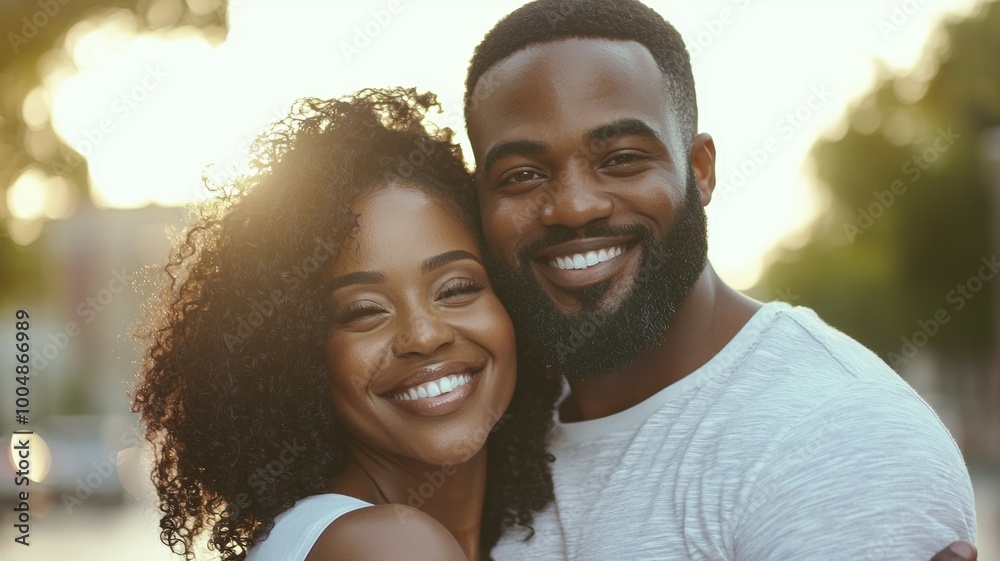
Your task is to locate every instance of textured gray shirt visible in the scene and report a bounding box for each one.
[493,302,976,560]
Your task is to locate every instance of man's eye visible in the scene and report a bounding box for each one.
[438,279,486,302]
[605,153,645,167]
[500,169,543,185]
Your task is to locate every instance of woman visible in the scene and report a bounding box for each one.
[132,88,561,560]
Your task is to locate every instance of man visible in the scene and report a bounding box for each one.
[463,0,978,559]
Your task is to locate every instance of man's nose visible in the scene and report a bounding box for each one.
[537,166,613,229]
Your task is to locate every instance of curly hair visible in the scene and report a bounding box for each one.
[131,87,560,560]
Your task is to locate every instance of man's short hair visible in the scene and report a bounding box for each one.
[464,0,697,139]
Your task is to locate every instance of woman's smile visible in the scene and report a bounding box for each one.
[383,364,484,416]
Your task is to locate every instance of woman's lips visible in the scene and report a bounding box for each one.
[380,359,486,418]
[388,372,475,401]
[383,370,483,417]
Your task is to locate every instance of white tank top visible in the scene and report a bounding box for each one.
[246,493,373,561]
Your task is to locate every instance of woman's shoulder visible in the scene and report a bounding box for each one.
[246,493,372,561]
[305,503,467,561]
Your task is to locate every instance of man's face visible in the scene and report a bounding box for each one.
[467,38,713,379]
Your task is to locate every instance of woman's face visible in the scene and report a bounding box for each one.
[325,184,517,467]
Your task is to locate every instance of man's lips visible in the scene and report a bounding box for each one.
[532,237,637,289]
[546,245,625,270]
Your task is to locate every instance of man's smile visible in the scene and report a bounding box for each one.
[547,245,624,270]
[531,236,640,291]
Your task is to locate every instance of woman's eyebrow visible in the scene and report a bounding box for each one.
[329,270,386,292]
[421,250,483,274]
[330,251,480,290]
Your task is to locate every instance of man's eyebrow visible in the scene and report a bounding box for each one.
[586,119,663,146]
[422,250,483,274]
[329,271,386,292]
[480,120,662,175]
[481,139,549,176]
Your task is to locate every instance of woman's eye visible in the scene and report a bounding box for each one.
[437,279,486,303]
[333,302,386,324]
[500,169,543,185]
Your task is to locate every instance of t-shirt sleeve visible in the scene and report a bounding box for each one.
[733,380,976,560]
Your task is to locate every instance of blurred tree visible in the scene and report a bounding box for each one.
[756,1,999,366]
[0,0,227,300]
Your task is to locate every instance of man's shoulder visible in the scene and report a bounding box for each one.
[742,302,901,386]
[732,303,942,426]
[684,303,945,458]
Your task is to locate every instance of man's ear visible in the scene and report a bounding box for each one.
[690,133,716,206]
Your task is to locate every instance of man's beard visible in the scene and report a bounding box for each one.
[485,171,708,381]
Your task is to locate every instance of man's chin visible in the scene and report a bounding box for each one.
[556,282,633,317]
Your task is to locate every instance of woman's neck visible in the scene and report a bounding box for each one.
[331,442,487,561]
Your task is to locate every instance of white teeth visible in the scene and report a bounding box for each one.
[548,246,625,270]
[426,381,441,397]
[390,374,473,401]
[439,377,453,392]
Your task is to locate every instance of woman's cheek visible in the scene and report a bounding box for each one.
[326,333,379,406]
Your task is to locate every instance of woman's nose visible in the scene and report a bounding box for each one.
[392,308,455,357]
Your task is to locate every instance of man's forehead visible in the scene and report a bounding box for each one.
[467,38,672,158]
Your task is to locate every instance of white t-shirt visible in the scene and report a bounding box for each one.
[492,302,977,560]
[246,494,372,561]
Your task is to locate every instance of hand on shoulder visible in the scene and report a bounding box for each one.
[305,504,468,561]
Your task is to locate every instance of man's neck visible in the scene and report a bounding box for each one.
[560,264,762,422]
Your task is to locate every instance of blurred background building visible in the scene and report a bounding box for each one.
[0,0,997,558]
